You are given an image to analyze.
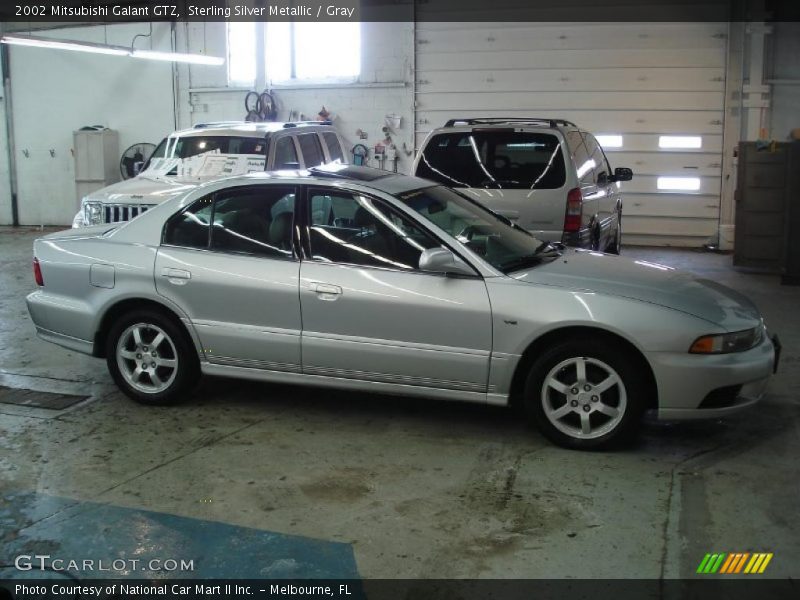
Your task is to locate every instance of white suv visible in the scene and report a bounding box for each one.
[73,121,348,228]
[413,118,632,253]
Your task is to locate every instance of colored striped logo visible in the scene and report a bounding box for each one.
[696,552,773,574]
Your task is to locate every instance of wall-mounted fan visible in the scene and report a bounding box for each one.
[120,142,157,180]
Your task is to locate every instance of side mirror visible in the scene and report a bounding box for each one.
[611,167,633,182]
[419,247,475,277]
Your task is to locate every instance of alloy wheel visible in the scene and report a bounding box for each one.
[541,356,627,440]
[116,322,179,394]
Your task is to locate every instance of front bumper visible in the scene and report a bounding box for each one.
[647,334,776,421]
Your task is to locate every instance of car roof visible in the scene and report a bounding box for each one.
[211,165,436,195]
[170,121,337,138]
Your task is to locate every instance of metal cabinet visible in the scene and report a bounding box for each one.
[73,128,119,208]
[733,141,800,284]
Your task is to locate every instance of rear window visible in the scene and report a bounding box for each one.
[323,132,345,163]
[297,133,325,168]
[416,131,566,190]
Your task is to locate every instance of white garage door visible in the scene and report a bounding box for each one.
[414,22,728,247]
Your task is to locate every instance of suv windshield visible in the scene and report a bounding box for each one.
[399,186,559,273]
[416,131,566,190]
[143,135,268,171]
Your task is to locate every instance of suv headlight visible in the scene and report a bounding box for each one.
[689,327,763,354]
[84,201,103,225]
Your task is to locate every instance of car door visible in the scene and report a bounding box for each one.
[298,186,493,394]
[155,184,302,372]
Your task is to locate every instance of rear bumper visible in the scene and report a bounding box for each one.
[26,290,96,356]
[648,334,775,420]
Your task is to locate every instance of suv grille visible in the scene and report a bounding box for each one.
[103,204,150,224]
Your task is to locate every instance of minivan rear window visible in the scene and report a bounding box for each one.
[416,131,566,190]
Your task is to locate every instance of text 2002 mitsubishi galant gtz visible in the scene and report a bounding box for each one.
[27,165,780,449]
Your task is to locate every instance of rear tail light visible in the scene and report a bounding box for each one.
[564,187,582,233]
[33,258,44,287]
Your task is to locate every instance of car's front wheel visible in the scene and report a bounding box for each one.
[523,338,645,449]
[106,309,199,405]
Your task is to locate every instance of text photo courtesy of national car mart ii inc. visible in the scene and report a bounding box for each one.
[30,4,358,19]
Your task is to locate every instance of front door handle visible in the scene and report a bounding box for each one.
[161,267,191,285]
[310,282,343,299]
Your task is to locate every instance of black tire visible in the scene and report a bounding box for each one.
[523,337,646,450]
[105,308,199,405]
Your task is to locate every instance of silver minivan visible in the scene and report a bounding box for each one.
[413,118,632,253]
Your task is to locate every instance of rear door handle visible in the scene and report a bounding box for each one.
[161,268,191,284]
[310,282,342,298]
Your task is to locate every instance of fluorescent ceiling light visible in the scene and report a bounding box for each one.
[657,176,701,191]
[659,135,702,149]
[596,135,623,149]
[0,34,224,66]
[131,49,224,66]
[0,34,128,56]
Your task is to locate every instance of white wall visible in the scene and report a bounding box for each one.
[176,21,415,173]
[0,77,12,225]
[6,23,175,225]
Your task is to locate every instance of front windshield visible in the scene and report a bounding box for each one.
[398,186,559,273]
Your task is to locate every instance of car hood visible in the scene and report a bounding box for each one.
[511,249,762,329]
[84,175,198,205]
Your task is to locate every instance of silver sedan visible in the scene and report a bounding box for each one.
[26,165,778,449]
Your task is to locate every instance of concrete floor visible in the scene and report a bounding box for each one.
[1,226,798,580]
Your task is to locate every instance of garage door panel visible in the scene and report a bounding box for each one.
[416,91,723,112]
[416,110,724,137]
[622,175,720,196]
[624,194,720,219]
[415,68,725,94]
[417,48,724,71]
[599,134,722,154]
[416,23,727,53]
[607,152,722,177]
[624,215,718,237]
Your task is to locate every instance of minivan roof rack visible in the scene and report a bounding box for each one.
[443,117,577,128]
[283,120,333,128]
[192,121,248,129]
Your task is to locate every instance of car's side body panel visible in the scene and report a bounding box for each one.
[155,247,303,373]
[299,261,493,392]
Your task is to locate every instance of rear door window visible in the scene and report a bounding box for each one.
[297,133,325,168]
[273,136,300,169]
[415,131,566,190]
[566,131,594,186]
[583,133,612,184]
[322,132,345,163]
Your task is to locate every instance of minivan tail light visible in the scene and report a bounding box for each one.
[33,257,44,286]
[564,187,582,232]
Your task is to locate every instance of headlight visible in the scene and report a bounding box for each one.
[84,201,103,225]
[689,327,764,354]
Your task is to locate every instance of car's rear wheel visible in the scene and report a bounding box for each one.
[106,309,199,405]
[523,338,645,449]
